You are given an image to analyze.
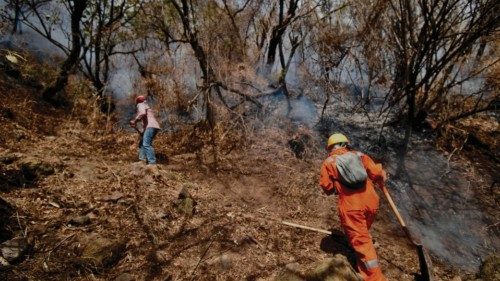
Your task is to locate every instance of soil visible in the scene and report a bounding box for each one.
[0,69,498,281]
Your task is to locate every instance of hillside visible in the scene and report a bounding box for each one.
[0,54,499,281]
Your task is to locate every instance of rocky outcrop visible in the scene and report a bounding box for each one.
[0,152,22,165]
[275,254,362,281]
[174,187,196,216]
[0,237,30,270]
[19,157,56,182]
[0,153,60,188]
[0,197,13,242]
[77,234,127,271]
[305,255,362,281]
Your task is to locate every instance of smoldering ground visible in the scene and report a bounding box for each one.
[4,1,498,274]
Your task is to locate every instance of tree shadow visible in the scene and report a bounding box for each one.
[155,152,169,164]
[319,229,357,269]
[143,215,232,280]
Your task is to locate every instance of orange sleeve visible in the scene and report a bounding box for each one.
[319,159,335,192]
[361,154,385,186]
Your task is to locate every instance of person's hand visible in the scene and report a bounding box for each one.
[322,187,337,196]
[381,170,387,182]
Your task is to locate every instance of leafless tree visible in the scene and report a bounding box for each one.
[10,0,141,107]
[42,0,87,102]
[383,0,499,173]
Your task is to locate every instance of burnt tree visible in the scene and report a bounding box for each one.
[387,0,500,173]
[42,0,88,103]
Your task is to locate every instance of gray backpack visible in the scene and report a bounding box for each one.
[335,152,368,189]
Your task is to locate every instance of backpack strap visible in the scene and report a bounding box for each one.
[325,155,336,165]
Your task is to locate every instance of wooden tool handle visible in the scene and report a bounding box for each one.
[281,221,332,235]
[382,185,407,228]
[382,185,420,244]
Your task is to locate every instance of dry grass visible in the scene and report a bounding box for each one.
[1,56,497,281]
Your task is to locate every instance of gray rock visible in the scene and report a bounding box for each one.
[117,198,134,206]
[275,255,362,281]
[69,215,91,226]
[19,157,55,182]
[79,234,127,270]
[115,273,135,281]
[0,153,23,165]
[101,191,125,203]
[285,262,300,272]
[0,197,13,240]
[305,254,362,281]
[0,237,29,263]
[174,187,196,216]
[154,250,168,263]
[0,256,11,271]
[205,253,234,270]
[217,253,232,269]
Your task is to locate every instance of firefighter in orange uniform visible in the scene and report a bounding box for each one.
[319,133,387,281]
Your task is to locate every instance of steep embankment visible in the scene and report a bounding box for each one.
[1,65,498,281]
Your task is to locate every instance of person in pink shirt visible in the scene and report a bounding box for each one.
[129,95,161,165]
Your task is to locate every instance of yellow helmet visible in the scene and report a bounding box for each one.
[327,133,349,149]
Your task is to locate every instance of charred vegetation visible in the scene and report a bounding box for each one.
[0,0,498,280]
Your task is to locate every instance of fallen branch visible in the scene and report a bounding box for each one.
[44,233,77,265]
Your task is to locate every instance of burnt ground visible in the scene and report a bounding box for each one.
[0,70,498,281]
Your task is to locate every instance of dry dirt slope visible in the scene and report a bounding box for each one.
[0,70,497,281]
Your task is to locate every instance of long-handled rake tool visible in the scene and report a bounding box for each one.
[281,183,434,281]
[382,183,434,281]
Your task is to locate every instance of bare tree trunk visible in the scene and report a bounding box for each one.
[320,71,331,120]
[278,36,300,116]
[170,0,219,168]
[11,0,22,34]
[42,0,87,103]
[266,0,298,67]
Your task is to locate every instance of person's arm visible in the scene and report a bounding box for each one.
[361,154,387,187]
[319,159,337,195]
[130,104,146,127]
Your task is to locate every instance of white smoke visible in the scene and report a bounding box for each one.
[389,149,498,270]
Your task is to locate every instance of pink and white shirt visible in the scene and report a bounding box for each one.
[134,102,161,129]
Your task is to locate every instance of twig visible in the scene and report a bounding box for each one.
[484,222,500,231]
[189,231,220,281]
[44,233,76,264]
[273,163,299,172]
[440,133,468,179]
[16,211,27,237]
[101,161,122,187]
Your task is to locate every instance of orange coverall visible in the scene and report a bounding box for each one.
[319,147,387,281]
